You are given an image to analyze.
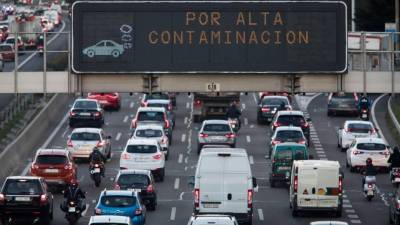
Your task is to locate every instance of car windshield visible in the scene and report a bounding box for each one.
[100,196,136,207]
[203,124,231,132]
[275,149,292,161]
[146,93,169,100]
[74,101,97,109]
[0,45,11,51]
[262,98,288,106]
[347,123,373,133]
[331,98,356,106]
[126,145,157,154]
[277,115,305,126]
[147,103,168,110]
[71,132,100,141]
[5,38,14,44]
[357,143,386,150]
[135,129,162,138]
[117,174,149,186]
[5,179,41,195]
[276,130,303,139]
[137,111,164,121]
[36,155,67,165]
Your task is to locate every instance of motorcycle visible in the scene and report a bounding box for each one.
[391,167,400,187]
[228,117,240,132]
[62,200,84,225]
[360,108,369,120]
[363,175,376,201]
[90,163,102,187]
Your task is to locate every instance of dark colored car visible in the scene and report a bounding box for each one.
[114,169,157,211]
[271,111,311,142]
[0,44,15,61]
[88,92,121,110]
[69,99,104,128]
[389,189,400,225]
[327,92,359,116]
[0,176,54,225]
[257,96,291,124]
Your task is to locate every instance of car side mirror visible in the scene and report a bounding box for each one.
[187,176,195,189]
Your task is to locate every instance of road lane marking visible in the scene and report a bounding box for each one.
[61,126,68,138]
[174,178,180,190]
[249,155,254,164]
[178,154,183,163]
[346,209,355,213]
[81,204,90,217]
[253,93,257,103]
[184,117,188,124]
[115,132,121,141]
[316,150,325,154]
[246,135,251,143]
[181,134,186,142]
[343,199,350,203]
[348,214,359,219]
[343,204,352,208]
[244,118,248,126]
[257,209,264,221]
[350,220,362,224]
[129,102,134,108]
[123,116,129,123]
[315,147,324,151]
[242,103,246,110]
[186,102,190,108]
[170,207,176,220]
[184,157,188,164]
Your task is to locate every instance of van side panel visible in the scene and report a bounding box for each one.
[199,173,224,213]
[317,168,339,207]
[223,173,248,213]
[297,167,319,208]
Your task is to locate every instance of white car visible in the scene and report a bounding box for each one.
[338,120,378,151]
[89,215,132,225]
[346,137,390,172]
[120,138,165,181]
[67,127,111,160]
[132,124,169,160]
[187,215,239,225]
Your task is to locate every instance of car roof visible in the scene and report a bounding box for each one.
[89,215,131,224]
[344,120,373,126]
[146,99,170,104]
[117,169,151,176]
[202,120,229,125]
[101,190,139,197]
[72,127,102,133]
[275,126,303,132]
[191,215,237,224]
[261,95,289,100]
[36,148,68,156]
[137,107,165,112]
[294,160,340,168]
[201,148,247,156]
[126,138,159,145]
[74,98,98,103]
[135,124,164,130]
[276,110,304,116]
[7,176,41,180]
[355,137,386,144]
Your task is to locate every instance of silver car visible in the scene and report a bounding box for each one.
[132,124,170,160]
[197,120,236,155]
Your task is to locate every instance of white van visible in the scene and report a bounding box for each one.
[289,160,343,217]
[193,148,257,225]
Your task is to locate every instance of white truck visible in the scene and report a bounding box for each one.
[9,11,42,48]
[192,148,258,225]
[289,160,343,217]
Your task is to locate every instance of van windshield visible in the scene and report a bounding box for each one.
[275,149,306,161]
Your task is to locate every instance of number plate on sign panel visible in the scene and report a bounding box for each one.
[68,207,76,212]
[45,169,59,173]
[203,203,219,208]
[15,196,30,202]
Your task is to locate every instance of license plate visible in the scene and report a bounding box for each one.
[15,197,30,202]
[68,207,76,212]
[99,100,108,104]
[134,158,146,162]
[395,178,400,182]
[80,112,91,116]
[94,168,100,173]
[203,203,219,208]
[367,189,373,195]
[279,166,291,171]
[211,136,225,141]
[362,114,367,118]
[45,169,59,173]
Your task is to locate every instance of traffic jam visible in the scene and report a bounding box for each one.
[0,90,398,225]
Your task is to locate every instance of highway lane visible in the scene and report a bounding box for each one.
[5,92,392,225]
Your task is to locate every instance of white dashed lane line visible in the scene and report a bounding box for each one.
[246,135,251,143]
[174,178,180,190]
[181,134,186,143]
[186,102,190,109]
[184,117,188,124]
[129,102,134,108]
[249,155,254,165]
[257,208,264,221]
[115,132,122,141]
[123,115,129,123]
[170,207,176,220]
[244,118,248,126]
[178,154,183,164]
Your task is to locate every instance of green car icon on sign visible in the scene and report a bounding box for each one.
[82,40,124,58]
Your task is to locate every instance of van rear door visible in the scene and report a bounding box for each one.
[317,167,339,208]
[223,155,250,213]
[297,166,318,208]
[198,156,224,213]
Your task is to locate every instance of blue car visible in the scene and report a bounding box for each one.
[94,190,146,225]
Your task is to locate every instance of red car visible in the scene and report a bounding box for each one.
[0,44,15,61]
[88,92,121,110]
[29,148,77,187]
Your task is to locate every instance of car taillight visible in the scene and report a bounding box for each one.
[153,154,162,160]
[40,194,47,206]
[95,208,101,215]
[114,183,120,190]
[302,122,309,128]
[194,188,200,208]
[370,129,376,134]
[298,139,306,145]
[381,150,390,156]
[353,150,362,155]
[94,112,101,117]
[294,175,298,193]
[0,193,5,205]
[147,185,154,193]
[194,100,202,107]
[134,209,142,216]
[271,140,281,145]
[339,176,343,194]
[199,133,208,138]
[225,133,235,138]
[161,137,168,144]
[168,105,172,111]
[261,107,270,112]
[31,163,39,170]
[368,184,372,188]
[64,163,73,170]
[345,128,353,133]
[67,139,73,148]
[69,111,76,117]
[97,141,105,147]
[396,200,400,210]
[131,119,137,129]
[273,122,281,127]
[165,120,170,129]
[247,189,253,209]
[94,164,99,168]
[141,101,147,107]
[121,153,131,160]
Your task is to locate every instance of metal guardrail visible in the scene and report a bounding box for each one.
[388,96,400,138]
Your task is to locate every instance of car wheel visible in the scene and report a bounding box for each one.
[257,115,262,125]
[107,147,111,159]
[111,50,120,58]
[291,200,298,217]
[341,147,346,152]
[159,168,165,182]
[395,215,400,225]
[87,50,95,58]
[165,152,169,161]
[350,164,356,173]
[335,208,342,217]
[69,121,74,127]
[148,201,156,211]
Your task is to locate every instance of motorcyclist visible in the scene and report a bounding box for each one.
[388,146,400,169]
[358,94,371,114]
[226,101,242,127]
[362,158,378,188]
[61,180,86,213]
[88,147,106,177]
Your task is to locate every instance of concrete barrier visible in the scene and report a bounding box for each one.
[0,94,72,182]
[388,96,400,137]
